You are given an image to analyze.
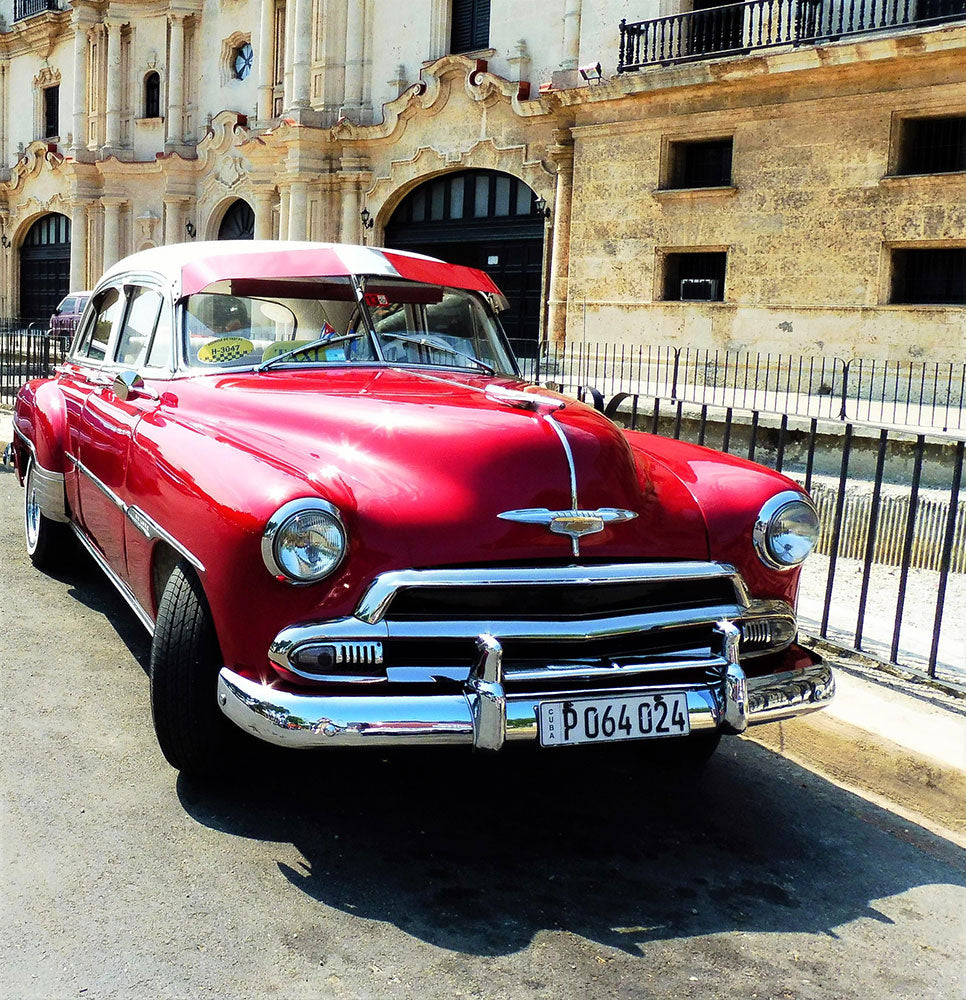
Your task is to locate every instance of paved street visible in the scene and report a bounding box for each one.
[1,464,964,1000]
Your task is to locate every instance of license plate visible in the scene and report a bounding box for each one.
[538,692,690,747]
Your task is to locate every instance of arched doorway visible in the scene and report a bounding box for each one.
[19,213,71,321]
[384,170,545,354]
[217,199,255,240]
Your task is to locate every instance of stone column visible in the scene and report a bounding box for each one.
[290,0,312,109]
[162,195,185,245]
[69,201,89,291]
[279,185,291,240]
[282,2,296,111]
[253,189,274,240]
[546,129,575,346]
[166,14,186,148]
[339,174,359,245]
[70,20,89,156]
[288,181,309,240]
[104,20,122,152]
[561,0,582,70]
[341,0,365,119]
[256,0,275,121]
[101,198,124,270]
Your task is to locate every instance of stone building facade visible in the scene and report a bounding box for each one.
[0,0,964,361]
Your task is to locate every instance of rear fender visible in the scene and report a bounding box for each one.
[14,379,70,475]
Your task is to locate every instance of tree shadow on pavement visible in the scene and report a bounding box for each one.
[176,739,966,957]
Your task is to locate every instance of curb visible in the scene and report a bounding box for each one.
[746,687,966,846]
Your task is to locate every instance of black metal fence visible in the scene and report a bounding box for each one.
[571,386,965,685]
[0,324,69,403]
[512,343,966,433]
[619,0,966,71]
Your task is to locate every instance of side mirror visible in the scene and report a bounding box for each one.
[113,370,145,401]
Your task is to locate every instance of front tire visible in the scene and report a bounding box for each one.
[150,561,237,775]
[24,456,71,570]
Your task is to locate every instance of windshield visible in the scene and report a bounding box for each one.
[180,278,517,374]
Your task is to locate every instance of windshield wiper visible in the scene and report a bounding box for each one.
[255,333,363,373]
[380,333,496,375]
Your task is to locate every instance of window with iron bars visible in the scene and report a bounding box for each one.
[665,137,734,189]
[897,116,966,175]
[660,251,727,302]
[890,248,966,305]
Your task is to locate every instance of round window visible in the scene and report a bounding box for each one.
[233,42,253,81]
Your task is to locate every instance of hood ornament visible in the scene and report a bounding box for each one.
[499,507,637,541]
[484,385,566,413]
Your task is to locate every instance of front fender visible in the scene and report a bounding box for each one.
[622,430,808,605]
[127,411,376,681]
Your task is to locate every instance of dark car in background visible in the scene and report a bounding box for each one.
[49,292,91,338]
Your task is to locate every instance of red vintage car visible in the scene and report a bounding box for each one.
[11,241,833,775]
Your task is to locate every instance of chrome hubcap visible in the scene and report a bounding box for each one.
[25,466,40,551]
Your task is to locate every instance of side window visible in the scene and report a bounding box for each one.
[75,287,123,362]
[146,301,173,370]
[115,286,163,367]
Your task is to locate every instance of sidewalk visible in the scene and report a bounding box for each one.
[749,655,966,844]
[3,403,963,841]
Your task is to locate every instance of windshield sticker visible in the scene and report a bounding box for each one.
[196,337,255,364]
[364,293,390,307]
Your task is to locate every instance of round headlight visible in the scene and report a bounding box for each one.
[262,499,346,584]
[754,491,820,570]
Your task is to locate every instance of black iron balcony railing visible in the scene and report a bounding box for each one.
[13,0,61,21]
[618,0,966,71]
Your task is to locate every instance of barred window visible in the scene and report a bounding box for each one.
[891,248,966,305]
[898,116,966,175]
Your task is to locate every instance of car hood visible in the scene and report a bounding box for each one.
[171,367,710,568]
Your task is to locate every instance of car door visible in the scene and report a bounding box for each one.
[58,284,125,544]
[75,283,166,576]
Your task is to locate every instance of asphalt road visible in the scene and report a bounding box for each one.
[1,463,964,1000]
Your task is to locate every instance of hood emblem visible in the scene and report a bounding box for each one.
[498,508,638,540]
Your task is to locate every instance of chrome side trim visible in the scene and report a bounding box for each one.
[356,561,744,625]
[127,507,206,574]
[66,453,205,573]
[69,453,124,508]
[69,523,155,635]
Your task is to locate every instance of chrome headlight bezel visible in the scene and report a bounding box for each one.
[262,498,347,585]
[753,490,820,571]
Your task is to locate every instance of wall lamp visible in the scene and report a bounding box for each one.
[579,62,603,83]
[534,197,551,220]
[360,206,374,230]
[0,233,9,249]
[185,220,196,238]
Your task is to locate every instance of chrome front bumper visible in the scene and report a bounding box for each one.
[216,631,834,750]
